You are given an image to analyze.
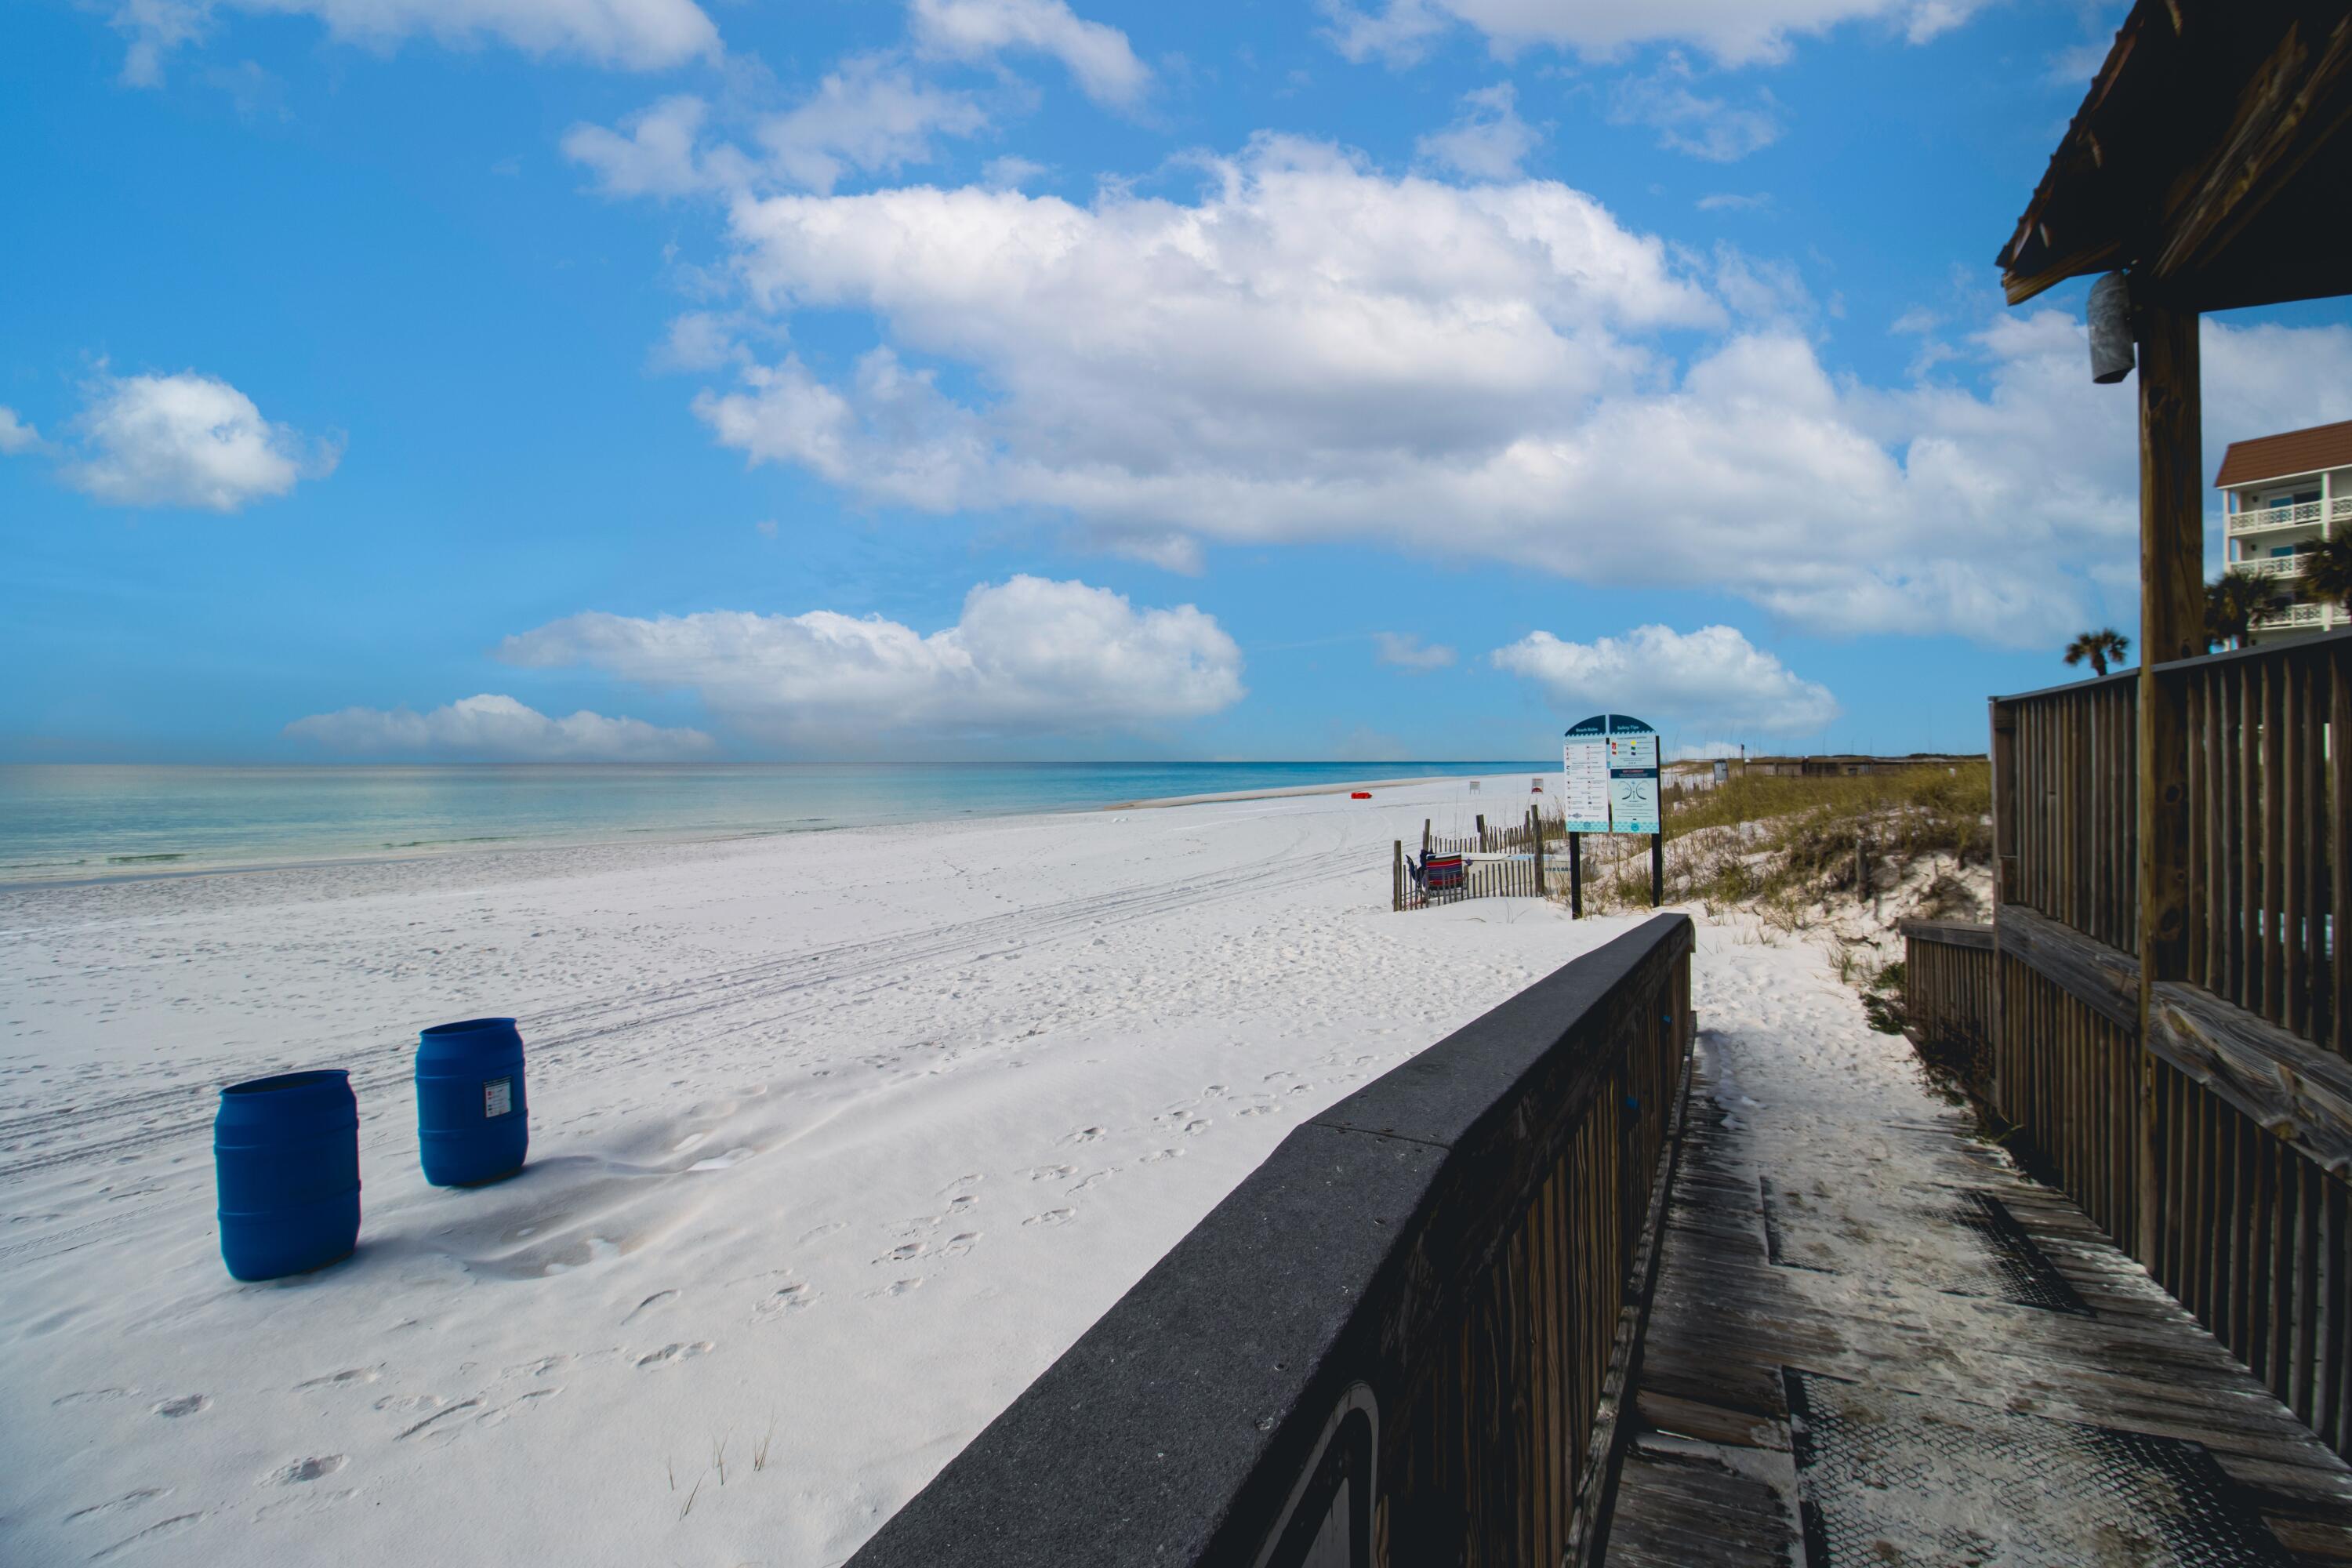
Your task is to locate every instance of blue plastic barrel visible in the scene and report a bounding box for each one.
[214,1069,361,1281]
[416,1018,528,1186]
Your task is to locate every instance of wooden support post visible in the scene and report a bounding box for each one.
[1650,833,1664,909]
[1476,813,1486,851]
[1532,808,1544,898]
[1424,818,1432,858]
[1990,696,2016,1113]
[1393,839,1404,913]
[2136,298,2202,1267]
[1570,833,1583,920]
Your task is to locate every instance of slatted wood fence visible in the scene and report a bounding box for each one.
[846,916,1697,1568]
[1396,805,1565,909]
[1900,918,1995,1087]
[1906,632,2352,1458]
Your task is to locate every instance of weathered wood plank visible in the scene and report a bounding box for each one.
[2147,981,2352,1180]
[1999,900,2143,1034]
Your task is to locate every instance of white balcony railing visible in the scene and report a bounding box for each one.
[2251,601,2334,631]
[2239,554,2310,580]
[2227,499,2326,535]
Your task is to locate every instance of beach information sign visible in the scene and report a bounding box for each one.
[1563,713,1661,833]
[1561,715,1612,833]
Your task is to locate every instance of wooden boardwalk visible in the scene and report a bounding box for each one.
[1604,1033,2352,1566]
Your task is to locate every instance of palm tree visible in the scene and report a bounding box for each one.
[2205,570,2267,652]
[2063,627,2130,677]
[2302,529,2352,613]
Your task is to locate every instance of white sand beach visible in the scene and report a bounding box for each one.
[0,775,1907,1566]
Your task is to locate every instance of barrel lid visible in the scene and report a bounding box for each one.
[221,1068,350,1098]
[420,1016,517,1038]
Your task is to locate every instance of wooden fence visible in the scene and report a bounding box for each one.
[847,915,1697,1568]
[1900,919,1994,1085]
[1906,632,2352,1458]
[1395,806,1563,910]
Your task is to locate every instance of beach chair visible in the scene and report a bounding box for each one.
[1423,854,1465,899]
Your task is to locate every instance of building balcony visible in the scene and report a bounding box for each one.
[2238,554,2309,580]
[2226,495,2352,535]
[2249,599,2343,633]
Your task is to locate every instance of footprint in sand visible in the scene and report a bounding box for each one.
[1066,1171,1116,1196]
[265,1456,347,1486]
[621,1290,677,1325]
[64,1489,169,1523]
[942,1232,980,1256]
[1181,1119,1211,1136]
[1140,1149,1185,1163]
[877,1242,927,1264]
[938,1174,983,1196]
[1022,1163,1074,1181]
[293,1369,379,1392]
[152,1395,209,1417]
[753,1283,814,1321]
[633,1341,714,1369]
[1022,1209,1075,1228]
[860,1278,924,1300]
[795,1221,848,1247]
[1058,1127,1105,1147]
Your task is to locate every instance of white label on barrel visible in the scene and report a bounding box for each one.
[484,1077,513,1118]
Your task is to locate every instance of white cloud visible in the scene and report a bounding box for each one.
[1374,631,1457,670]
[56,369,337,512]
[1697,191,1772,212]
[1492,624,1838,733]
[983,154,1051,189]
[563,95,749,199]
[626,127,2352,648]
[0,407,45,456]
[909,0,1150,109]
[758,55,990,194]
[1610,55,1780,162]
[1320,0,1990,69]
[498,575,1243,745]
[287,694,714,760]
[566,62,989,201]
[111,0,718,85]
[1416,83,1542,180]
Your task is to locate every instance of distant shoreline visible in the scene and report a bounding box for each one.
[1105,772,1538,811]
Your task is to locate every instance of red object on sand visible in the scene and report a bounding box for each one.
[1351,791,1372,799]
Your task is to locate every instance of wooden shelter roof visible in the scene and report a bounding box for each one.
[2215,417,2352,487]
[1998,2,2352,312]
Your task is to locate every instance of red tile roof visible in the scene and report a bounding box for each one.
[2215,418,2352,488]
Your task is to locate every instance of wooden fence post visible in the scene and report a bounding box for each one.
[2135,298,2201,1269]
[1475,813,1486,851]
[1393,840,1404,913]
[1570,833,1583,919]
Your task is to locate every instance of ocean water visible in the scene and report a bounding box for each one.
[0,762,1544,884]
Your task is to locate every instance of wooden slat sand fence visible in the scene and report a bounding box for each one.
[845,915,1697,1568]
[1906,633,2352,1458]
[1394,805,1566,910]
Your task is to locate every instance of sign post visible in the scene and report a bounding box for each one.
[1562,713,1665,914]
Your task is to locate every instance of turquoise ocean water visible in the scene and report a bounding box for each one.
[0,762,1544,884]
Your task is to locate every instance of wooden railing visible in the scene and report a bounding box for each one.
[2172,635,2349,1050]
[1932,633,2352,1458]
[847,915,1697,1568]
[1900,919,1994,1086]
[1994,667,2139,956]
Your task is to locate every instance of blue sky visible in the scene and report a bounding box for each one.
[5,0,2349,764]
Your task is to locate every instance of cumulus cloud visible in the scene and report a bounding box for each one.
[285,694,716,760]
[1374,631,1457,670]
[0,407,45,456]
[697,143,2352,643]
[1492,624,1838,733]
[111,0,718,85]
[909,0,1150,108]
[498,575,1243,745]
[1416,83,1542,180]
[53,369,338,511]
[1320,0,1990,69]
